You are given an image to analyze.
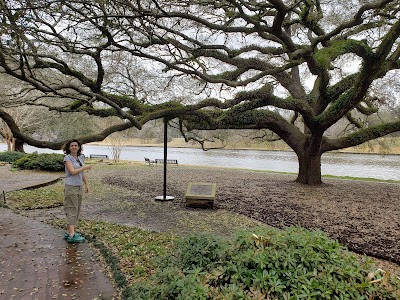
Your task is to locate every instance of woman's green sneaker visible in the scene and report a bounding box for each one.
[66,233,85,243]
[64,232,83,240]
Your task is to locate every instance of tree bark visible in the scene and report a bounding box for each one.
[6,137,12,152]
[295,135,323,185]
[14,139,25,152]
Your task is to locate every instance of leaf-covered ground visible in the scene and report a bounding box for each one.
[97,164,400,265]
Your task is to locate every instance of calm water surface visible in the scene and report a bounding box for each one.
[1,143,399,181]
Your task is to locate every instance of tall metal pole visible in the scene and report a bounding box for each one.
[162,117,167,199]
[155,117,174,201]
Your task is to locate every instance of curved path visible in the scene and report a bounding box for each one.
[0,164,61,192]
[0,165,117,300]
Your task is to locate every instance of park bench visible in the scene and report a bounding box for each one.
[144,157,155,166]
[155,159,178,166]
[89,154,109,159]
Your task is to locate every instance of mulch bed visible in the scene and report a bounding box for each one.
[102,165,400,265]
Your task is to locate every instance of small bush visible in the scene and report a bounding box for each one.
[129,227,400,299]
[0,151,26,163]
[13,153,64,171]
[176,233,228,270]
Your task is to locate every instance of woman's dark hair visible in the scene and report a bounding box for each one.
[62,139,83,156]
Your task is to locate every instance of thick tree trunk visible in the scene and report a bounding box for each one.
[13,139,25,152]
[295,135,323,185]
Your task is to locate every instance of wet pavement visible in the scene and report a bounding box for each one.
[0,164,61,193]
[0,165,117,299]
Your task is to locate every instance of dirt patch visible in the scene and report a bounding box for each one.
[98,165,400,265]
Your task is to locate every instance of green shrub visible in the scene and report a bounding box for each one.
[129,227,400,299]
[176,233,229,270]
[0,151,26,163]
[13,153,64,171]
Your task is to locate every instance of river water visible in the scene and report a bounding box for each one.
[1,143,399,181]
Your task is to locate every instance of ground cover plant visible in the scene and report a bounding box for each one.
[128,227,400,299]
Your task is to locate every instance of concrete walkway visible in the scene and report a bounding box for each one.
[0,165,117,300]
[0,164,61,193]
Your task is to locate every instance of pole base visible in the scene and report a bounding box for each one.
[155,195,174,201]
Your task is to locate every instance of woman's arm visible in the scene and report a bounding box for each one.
[65,161,92,175]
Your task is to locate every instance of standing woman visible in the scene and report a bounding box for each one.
[62,139,92,243]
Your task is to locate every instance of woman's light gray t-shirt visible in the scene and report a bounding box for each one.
[64,154,84,186]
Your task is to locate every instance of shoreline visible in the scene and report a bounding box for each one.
[116,161,400,184]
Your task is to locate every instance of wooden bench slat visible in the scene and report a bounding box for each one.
[89,154,109,158]
[146,158,178,166]
[155,159,178,165]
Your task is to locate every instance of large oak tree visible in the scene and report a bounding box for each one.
[0,0,400,184]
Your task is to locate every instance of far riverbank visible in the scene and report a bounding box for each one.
[91,137,400,155]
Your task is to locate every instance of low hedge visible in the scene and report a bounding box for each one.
[0,151,27,163]
[13,153,64,172]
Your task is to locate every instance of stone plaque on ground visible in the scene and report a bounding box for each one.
[185,182,216,208]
